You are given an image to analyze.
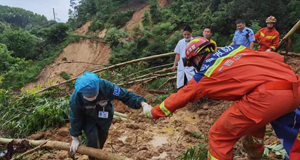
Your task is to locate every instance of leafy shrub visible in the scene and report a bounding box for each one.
[0,88,70,137]
[105,27,127,47]
[1,29,39,60]
[60,71,70,80]
[89,19,104,32]
[47,23,70,44]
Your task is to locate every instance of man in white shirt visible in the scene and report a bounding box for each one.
[172,26,195,90]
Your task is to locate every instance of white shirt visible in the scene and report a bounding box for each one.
[174,38,195,88]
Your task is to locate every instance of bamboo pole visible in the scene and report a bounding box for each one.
[34,53,176,94]
[119,63,173,81]
[114,111,127,118]
[118,72,176,86]
[0,138,133,160]
[144,89,171,94]
[158,76,176,90]
[127,68,172,82]
[275,20,300,52]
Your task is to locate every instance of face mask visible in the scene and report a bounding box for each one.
[184,38,192,42]
[83,93,98,101]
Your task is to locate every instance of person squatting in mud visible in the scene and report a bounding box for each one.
[69,72,151,160]
[142,37,300,160]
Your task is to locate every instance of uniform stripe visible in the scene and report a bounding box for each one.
[159,101,171,116]
[145,110,153,119]
[266,36,276,39]
[260,31,265,37]
[252,136,263,144]
[205,46,246,77]
[207,151,219,160]
[270,46,276,50]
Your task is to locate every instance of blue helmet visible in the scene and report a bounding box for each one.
[75,72,100,97]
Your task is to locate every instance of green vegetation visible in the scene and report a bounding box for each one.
[107,9,135,29]
[177,133,208,160]
[60,71,70,80]
[102,0,300,64]
[0,81,69,137]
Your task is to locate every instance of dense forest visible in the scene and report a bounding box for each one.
[0,0,299,156]
[68,0,300,64]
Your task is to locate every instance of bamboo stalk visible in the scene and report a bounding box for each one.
[119,63,173,81]
[114,111,127,118]
[144,89,171,94]
[0,138,133,160]
[158,76,176,90]
[34,53,176,94]
[275,20,300,51]
[127,68,172,82]
[118,72,176,86]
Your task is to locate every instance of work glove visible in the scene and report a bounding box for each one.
[70,136,80,157]
[142,102,153,118]
[266,49,271,52]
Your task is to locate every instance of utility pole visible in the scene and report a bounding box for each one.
[53,8,56,21]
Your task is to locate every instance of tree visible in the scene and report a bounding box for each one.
[47,23,69,44]
[1,29,39,60]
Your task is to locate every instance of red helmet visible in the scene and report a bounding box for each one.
[185,37,216,59]
[266,16,276,23]
[183,37,216,68]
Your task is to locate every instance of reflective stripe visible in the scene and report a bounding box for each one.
[252,136,263,144]
[260,31,265,37]
[270,46,276,50]
[266,36,276,39]
[145,110,153,119]
[205,46,246,77]
[159,101,171,116]
[207,151,219,160]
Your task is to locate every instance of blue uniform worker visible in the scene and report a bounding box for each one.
[69,72,149,160]
[231,19,255,49]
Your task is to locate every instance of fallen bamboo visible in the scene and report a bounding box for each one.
[144,89,171,94]
[118,72,176,86]
[34,53,176,94]
[158,76,176,90]
[0,138,133,160]
[119,63,173,81]
[127,68,172,82]
[275,20,300,52]
[114,111,127,118]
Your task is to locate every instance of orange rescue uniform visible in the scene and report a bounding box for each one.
[149,45,300,160]
[255,27,279,51]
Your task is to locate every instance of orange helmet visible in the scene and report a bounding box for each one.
[266,16,277,23]
[183,37,216,70]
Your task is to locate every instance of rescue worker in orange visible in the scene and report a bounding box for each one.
[142,37,300,160]
[255,16,280,52]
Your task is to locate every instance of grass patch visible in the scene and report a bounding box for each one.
[177,144,208,160]
[60,71,70,80]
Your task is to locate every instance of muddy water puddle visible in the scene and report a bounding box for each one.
[150,135,168,147]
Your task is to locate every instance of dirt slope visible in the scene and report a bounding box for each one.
[121,0,168,31]
[121,5,150,31]
[73,21,92,35]
[24,39,110,91]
